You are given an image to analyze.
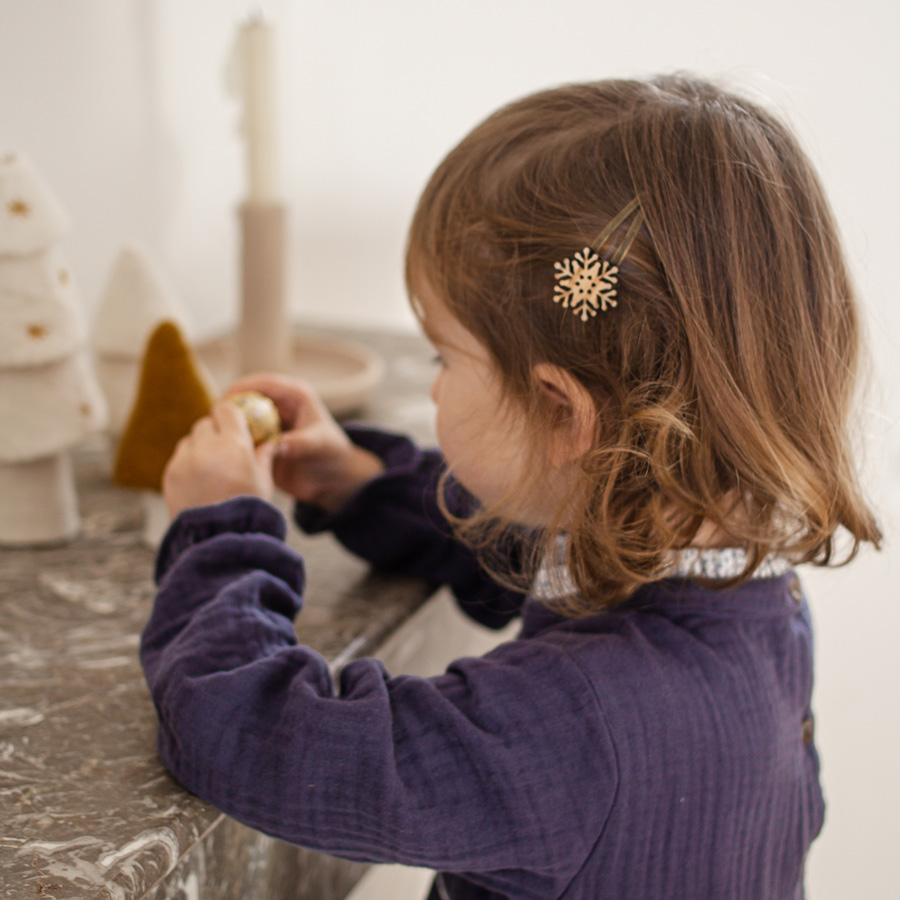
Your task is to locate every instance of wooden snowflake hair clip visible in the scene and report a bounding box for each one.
[553,197,645,321]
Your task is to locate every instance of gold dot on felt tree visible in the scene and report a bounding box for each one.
[27,324,48,339]
[58,268,70,285]
[8,199,30,217]
[80,404,92,417]
[1,153,17,165]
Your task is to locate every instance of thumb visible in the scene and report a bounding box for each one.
[274,428,316,460]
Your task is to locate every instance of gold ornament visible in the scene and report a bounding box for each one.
[228,391,281,445]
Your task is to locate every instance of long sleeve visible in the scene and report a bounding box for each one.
[294,425,527,629]
[141,497,617,899]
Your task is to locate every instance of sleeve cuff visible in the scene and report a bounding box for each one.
[155,496,288,585]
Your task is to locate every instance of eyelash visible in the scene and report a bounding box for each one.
[432,354,445,367]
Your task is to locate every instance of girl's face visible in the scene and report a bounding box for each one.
[416,288,556,525]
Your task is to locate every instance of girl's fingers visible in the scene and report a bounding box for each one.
[274,429,310,455]
[223,375,316,429]
[273,427,334,463]
[190,415,216,437]
[211,400,253,440]
[224,374,298,410]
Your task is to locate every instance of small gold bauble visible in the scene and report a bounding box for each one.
[228,391,281,445]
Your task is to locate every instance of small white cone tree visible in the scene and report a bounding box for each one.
[0,152,107,545]
[93,241,190,435]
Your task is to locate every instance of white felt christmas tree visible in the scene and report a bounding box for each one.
[93,241,189,434]
[0,152,107,545]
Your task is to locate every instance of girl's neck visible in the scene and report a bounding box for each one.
[689,517,742,550]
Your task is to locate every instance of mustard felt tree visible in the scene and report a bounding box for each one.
[113,319,215,546]
[0,152,107,545]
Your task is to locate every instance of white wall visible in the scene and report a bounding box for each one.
[2,1,898,896]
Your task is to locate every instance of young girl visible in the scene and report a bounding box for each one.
[143,74,881,899]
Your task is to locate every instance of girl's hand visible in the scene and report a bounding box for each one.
[163,401,276,519]
[224,374,384,513]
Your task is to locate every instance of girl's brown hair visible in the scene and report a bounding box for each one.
[406,74,882,613]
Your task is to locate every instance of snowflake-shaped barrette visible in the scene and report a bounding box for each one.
[551,197,644,322]
[553,250,619,321]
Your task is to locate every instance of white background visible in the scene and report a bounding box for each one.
[2,1,898,895]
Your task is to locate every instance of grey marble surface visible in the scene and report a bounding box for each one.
[0,328,438,900]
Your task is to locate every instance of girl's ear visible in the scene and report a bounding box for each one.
[532,363,596,467]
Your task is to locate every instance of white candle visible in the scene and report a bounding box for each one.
[232,14,279,203]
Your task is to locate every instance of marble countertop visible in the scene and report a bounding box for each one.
[0,328,439,900]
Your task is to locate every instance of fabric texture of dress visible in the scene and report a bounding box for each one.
[141,426,824,900]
